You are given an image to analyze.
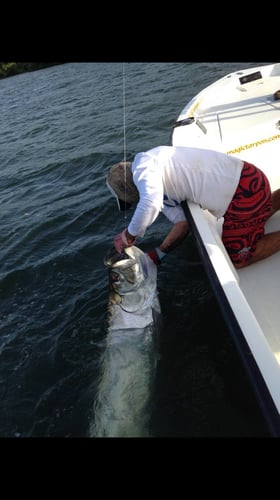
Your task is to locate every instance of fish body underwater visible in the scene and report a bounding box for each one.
[90,245,162,437]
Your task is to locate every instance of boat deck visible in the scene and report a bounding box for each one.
[173,63,280,190]
[239,213,280,365]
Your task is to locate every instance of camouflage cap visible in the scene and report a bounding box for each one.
[106,161,139,211]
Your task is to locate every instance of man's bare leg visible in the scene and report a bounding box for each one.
[270,188,280,216]
[235,230,280,268]
[236,188,280,268]
[234,188,280,269]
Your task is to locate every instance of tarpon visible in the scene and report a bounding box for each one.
[90,245,162,437]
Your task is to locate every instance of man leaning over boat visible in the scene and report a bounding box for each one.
[106,145,280,269]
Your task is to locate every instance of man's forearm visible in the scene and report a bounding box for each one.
[159,221,189,253]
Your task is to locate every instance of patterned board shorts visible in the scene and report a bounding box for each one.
[222,161,272,265]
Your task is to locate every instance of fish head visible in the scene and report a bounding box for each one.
[104,246,145,295]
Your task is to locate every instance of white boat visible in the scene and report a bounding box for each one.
[171,62,280,436]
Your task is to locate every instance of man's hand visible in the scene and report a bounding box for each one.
[114,229,136,253]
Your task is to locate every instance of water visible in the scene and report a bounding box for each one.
[0,62,270,437]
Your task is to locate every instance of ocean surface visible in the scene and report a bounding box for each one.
[0,62,270,438]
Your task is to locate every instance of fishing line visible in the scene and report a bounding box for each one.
[122,62,127,166]
[122,62,128,219]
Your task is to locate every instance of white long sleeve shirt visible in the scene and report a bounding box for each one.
[128,145,244,237]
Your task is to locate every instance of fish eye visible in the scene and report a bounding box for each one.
[124,270,136,283]
[121,264,138,283]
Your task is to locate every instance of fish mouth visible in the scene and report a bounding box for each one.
[104,246,144,292]
[104,247,136,269]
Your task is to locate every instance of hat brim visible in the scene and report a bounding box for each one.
[106,180,132,212]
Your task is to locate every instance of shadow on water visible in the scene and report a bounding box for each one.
[149,234,270,437]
